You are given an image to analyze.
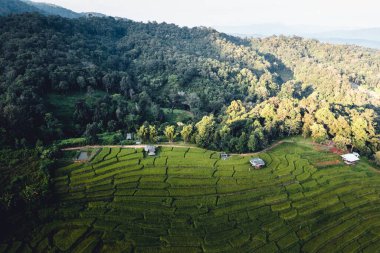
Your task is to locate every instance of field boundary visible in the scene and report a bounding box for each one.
[61,140,295,156]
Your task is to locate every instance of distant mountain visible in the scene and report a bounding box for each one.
[0,0,84,18]
[214,23,337,37]
[314,27,380,42]
[216,23,380,49]
[22,0,82,18]
[316,37,380,49]
[311,28,380,49]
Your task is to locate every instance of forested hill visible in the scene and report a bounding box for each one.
[0,13,379,155]
[252,36,380,103]
[0,13,282,145]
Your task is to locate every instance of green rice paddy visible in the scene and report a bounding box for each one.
[2,141,380,252]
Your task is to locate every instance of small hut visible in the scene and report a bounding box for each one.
[341,153,360,165]
[76,151,89,162]
[250,158,265,169]
[144,145,156,156]
[126,133,133,140]
[220,152,229,160]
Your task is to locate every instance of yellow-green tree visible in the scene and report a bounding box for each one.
[164,125,177,142]
[149,125,158,143]
[181,124,193,143]
[195,115,216,147]
[310,123,328,143]
[137,124,149,143]
[375,152,380,165]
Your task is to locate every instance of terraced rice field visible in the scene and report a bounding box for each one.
[2,141,380,252]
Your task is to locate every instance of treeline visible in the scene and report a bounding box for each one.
[131,97,379,155]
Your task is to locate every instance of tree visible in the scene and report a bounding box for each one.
[180,124,193,143]
[120,75,132,96]
[164,125,177,142]
[333,135,351,150]
[149,125,158,143]
[195,115,216,148]
[236,132,248,153]
[310,123,328,143]
[248,134,258,152]
[84,122,99,144]
[137,123,149,143]
[375,152,380,165]
[225,100,247,124]
[302,113,315,138]
[351,115,369,152]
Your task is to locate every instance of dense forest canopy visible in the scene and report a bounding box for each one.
[0,13,379,155]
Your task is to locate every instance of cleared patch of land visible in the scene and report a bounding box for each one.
[1,141,380,252]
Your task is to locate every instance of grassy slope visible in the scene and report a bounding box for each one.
[47,90,107,128]
[1,140,380,252]
[162,108,194,124]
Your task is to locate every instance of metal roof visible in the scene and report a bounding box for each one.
[341,153,360,162]
[250,158,265,166]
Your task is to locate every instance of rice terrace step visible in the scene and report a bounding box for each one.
[1,141,380,252]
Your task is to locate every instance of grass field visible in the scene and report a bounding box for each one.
[2,140,380,252]
[162,108,194,124]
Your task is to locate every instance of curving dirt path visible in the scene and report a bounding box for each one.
[62,140,294,156]
[62,143,196,151]
[234,140,294,156]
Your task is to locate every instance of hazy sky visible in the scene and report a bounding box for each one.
[32,0,380,29]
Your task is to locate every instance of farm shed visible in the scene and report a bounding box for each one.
[220,152,229,160]
[341,153,360,165]
[126,133,133,140]
[75,151,89,162]
[250,158,265,169]
[144,145,156,156]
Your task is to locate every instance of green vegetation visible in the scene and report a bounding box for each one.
[47,91,107,127]
[0,147,58,242]
[0,10,379,253]
[2,140,380,252]
[162,108,194,124]
[0,13,378,158]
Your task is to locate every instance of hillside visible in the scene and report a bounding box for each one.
[0,13,283,144]
[1,140,380,252]
[0,13,379,156]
